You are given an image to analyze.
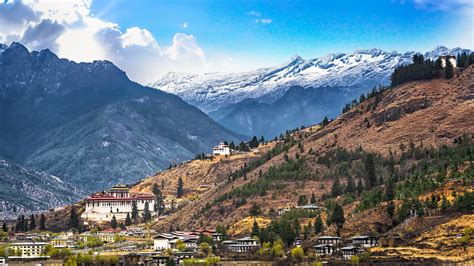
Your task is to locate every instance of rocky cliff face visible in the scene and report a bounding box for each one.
[0,42,243,194]
[0,159,84,218]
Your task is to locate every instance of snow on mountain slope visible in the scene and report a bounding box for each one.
[149,46,470,113]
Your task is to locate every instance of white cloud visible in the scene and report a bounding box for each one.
[247,10,271,24]
[247,10,261,17]
[412,0,474,13]
[0,0,211,84]
[255,18,272,24]
[182,22,188,29]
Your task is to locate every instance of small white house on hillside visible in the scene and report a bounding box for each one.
[213,141,232,156]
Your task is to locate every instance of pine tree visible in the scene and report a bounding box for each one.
[143,202,152,222]
[331,178,343,197]
[40,214,46,231]
[251,218,260,237]
[29,214,36,231]
[441,195,450,213]
[111,215,118,229]
[321,116,329,126]
[331,204,345,237]
[364,153,377,189]
[125,213,132,226]
[387,201,395,219]
[69,207,79,230]
[310,192,317,204]
[2,222,7,232]
[357,179,364,196]
[259,136,265,144]
[445,58,454,79]
[314,215,324,234]
[345,176,355,194]
[385,178,395,201]
[303,225,310,240]
[152,183,165,215]
[177,177,184,198]
[293,218,301,237]
[434,57,443,77]
[249,136,259,148]
[131,201,139,224]
[297,195,308,206]
[307,221,313,235]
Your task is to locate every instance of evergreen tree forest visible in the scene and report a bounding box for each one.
[204,131,473,238]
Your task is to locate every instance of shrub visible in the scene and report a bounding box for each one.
[350,255,360,265]
[290,246,304,261]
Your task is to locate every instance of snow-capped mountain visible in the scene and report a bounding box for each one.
[150,46,470,113]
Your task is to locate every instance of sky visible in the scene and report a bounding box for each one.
[0,0,473,84]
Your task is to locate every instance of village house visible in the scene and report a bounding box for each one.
[50,236,68,248]
[211,233,223,242]
[221,240,237,249]
[153,232,199,251]
[226,237,259,253]
[170,238,198,251]
[439,55,457,68]
[97,233,115,244]
[10,241,48,258]
[350,235,379,248]
[81,184,155,222]
[313,243,336,257]
[212,141,232,156]
[78,232,92,243]
[278,208,290,216]
[340,245,365,259]
[154,233,179,250]
[317,236,341,246]
[293,239,302,247]
[125,227,146,237]
[295,204,320,212]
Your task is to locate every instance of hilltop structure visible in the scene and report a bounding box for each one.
[81,184,155,223]
[212,141,232,156]
[439,55,457,68]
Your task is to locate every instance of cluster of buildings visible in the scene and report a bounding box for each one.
[2,227,149,260]
[313,235,379,259]
[277,204,320,215]
[153,229,222,251]
[152,229,261,254]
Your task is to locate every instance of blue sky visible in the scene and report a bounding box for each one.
[91,0,473,67]
[1,0,472,83]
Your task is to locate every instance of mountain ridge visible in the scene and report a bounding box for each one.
[0,42,243,196]
[150,46,471,138]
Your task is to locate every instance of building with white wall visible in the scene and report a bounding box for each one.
[81,184,155,222]
[440,55,456,68]
[212,141,232,156]
[10,241,48,258]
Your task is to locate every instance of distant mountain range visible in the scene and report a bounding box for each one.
[0,42,243,202]
[150,46,471,137]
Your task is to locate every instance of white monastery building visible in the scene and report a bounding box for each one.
[439,55,456,68]
[212,141,232,156]
[81,184,155,222]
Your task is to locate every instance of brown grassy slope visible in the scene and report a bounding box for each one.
[137,66,473,231]
[130,144,275,198]
[372,214,474,262]
[303,65,474,155]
